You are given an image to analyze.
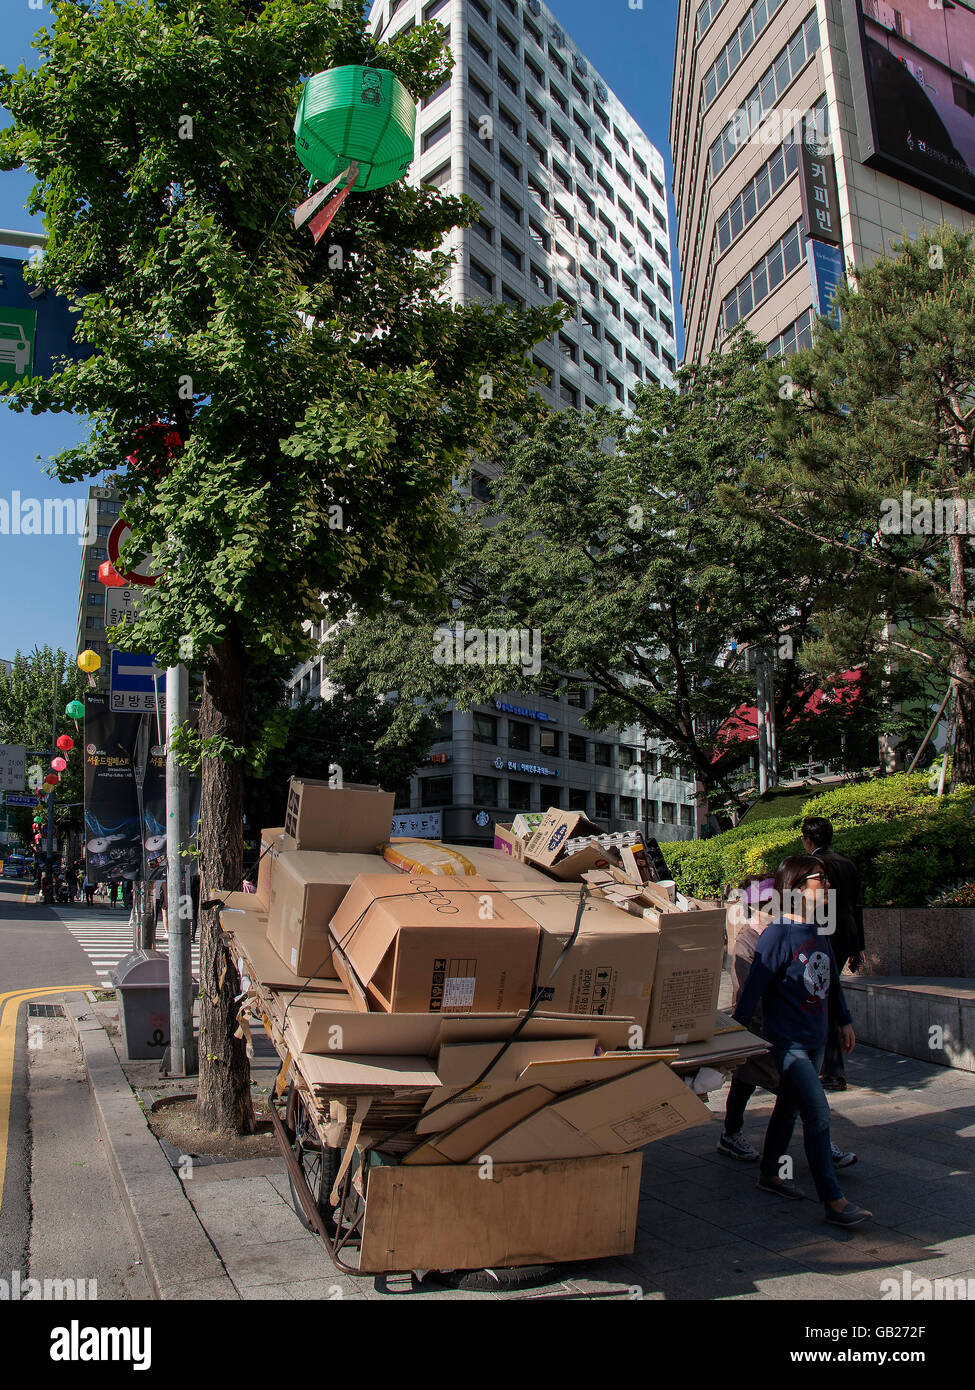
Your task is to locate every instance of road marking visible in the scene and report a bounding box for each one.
[0,985,95,1215]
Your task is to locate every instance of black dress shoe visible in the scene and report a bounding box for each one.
[821,1076,847,1091]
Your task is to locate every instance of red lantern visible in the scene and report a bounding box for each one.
[44,773,59,786]
[56,735,74,752]
[126,422,183,478]
[51,757,67,772]
[99,560,126,588]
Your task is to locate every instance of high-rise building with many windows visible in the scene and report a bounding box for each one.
[672,0,975,366]
[287,0,701,846]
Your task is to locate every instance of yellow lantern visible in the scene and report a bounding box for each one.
[77,649,102,674]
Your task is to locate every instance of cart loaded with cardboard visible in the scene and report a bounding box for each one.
[220,782,766,1275]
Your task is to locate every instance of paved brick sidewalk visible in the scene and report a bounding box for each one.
[180,1044,975,1300]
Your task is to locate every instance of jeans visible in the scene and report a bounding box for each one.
[760,1043,843,1204]
[821,1024,846,1082]
[724,1076,755,1135]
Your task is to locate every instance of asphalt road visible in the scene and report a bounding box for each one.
[0,879,98,1278]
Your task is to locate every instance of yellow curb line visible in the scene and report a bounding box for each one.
[0,985,96,1215]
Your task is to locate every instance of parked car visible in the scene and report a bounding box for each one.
[2,854,28,879]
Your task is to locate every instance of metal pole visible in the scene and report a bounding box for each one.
[755,649,769,796]
[166,663,195,1075]
[905,684,954,774]
[45,665,57,870]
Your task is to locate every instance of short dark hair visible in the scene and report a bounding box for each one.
[773,855,825,898]
[801,816,833,848]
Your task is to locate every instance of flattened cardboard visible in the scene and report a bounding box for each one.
[290,1005,631,1058]
[403,1085,556,1165]
[358,1153,643,1272]
[268,851,396,979]
[415,1036,599,1133]
[458,846,553,884]
[284,779,395,853]
[487,1061,711,1161]
[255,826,290,909]
[644,906,727,1046]
[329,873,540,1015]
[295,1052,440,1091]
[498,883,658,1030]
[220,890,267,917]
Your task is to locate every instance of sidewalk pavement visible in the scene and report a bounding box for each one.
[67,991,975,1301]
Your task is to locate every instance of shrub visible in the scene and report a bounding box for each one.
[662,774,975,907]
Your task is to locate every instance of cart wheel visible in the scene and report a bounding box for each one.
[285,1084,342,1237]
[419,1264,557,1293]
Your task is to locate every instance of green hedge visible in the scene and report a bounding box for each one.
[661,774,975,908]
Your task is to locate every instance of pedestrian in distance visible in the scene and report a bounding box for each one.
[82,874,94,907]
[732,855,871,1227]
[800,816,865,1091]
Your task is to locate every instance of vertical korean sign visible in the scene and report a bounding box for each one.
[800,141,844,326]
[83,692,143,882]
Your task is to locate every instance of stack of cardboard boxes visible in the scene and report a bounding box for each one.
[220,784,760,1271]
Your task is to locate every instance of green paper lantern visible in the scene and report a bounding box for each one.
[66,700,85,720]
[294,66,416,193]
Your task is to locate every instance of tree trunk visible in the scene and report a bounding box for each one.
[947,535,975,789]
[197,625,254,1135]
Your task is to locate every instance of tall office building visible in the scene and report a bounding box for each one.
[288,0,700,846]
[75,485,123,662]
[672,0,975,366]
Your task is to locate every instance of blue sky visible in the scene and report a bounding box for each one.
[0,0,681,662]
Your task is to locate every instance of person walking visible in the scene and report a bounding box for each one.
[718,887,856,1170]
[733,855,871,1227]
[800,816,865,1091]
[82,873,95,907]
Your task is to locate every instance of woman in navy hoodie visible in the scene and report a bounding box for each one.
[733,855,871,1227]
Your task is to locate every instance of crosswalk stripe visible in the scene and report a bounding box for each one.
[57,909,200,984]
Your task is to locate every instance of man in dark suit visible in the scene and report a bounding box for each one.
[801,816,865,1091]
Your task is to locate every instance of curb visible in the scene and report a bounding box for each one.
[65,993,239,1301]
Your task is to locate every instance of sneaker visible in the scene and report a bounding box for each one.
[825,1201,872,1227]
[717,1131,760,1162]
[758,1174,806,1201]
[830,1143,857,1168]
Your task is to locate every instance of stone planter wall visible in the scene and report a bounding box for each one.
[860,908,975,978]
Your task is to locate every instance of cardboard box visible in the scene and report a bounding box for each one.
[220,903,344,994]
[283,779,395,853]
[644,906,727,1046]
[255,826,290,908]
[268,852,397,979]
[486,1061,712,1162]
[329,874,540,1015]
[498,884,658,1031]
[493,823,526,860]
[403,1086,556,1164]
[358,1153,643,1273]
[521,810,613,880]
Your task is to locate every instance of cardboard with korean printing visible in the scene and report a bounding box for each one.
[328,873,540,1015]
[283,779,395,853]
[643,904,727,1046]
[267,851,399,979]
[484,1060,712,1162]
[521,809,612,880]
[496,882,659,1032]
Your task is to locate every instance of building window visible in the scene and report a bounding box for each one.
[766,308,815,360]
[552,162,572,192]
[85,616,103,629]
[497,64,519,97]
[472,215,493,244]
[568,787,589,812]
[526,94,546,125]
[722,222,805,329]
[549,82,568,113]
[560,379,579,408]
[422,79,451,109]
[583,353,601,382]
[530,263,551,294]
[469,31,491,65]
[525,56,543,85]
[701,0,787,112]
[708,11,822,182]
[473,711,498,744]
[421,776,453,807]
[499,147,522,180]
[539,727,561,757]
[423,161,452,189]
[697,0,728,36]
[469,258,494,292]
[499,191,522,223]
[681,804,696,827]
[502,285,524,307]
[471,471,493,503]
[568,734,587,761]
[87,592,101,605]
[593,743,613,767]
[507,779,532,811]
[498,105,519,137]
[421,117,449,152]
[619,795,637,819]
[473,775,499,806]
[508,720,531,751]
[500,238,523,269]
[594,792,614,820]
[90,546,106,561]
[660,800,676,824]
[605,330,622,359]
[436,708,453,739]
[469,163,493,197]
